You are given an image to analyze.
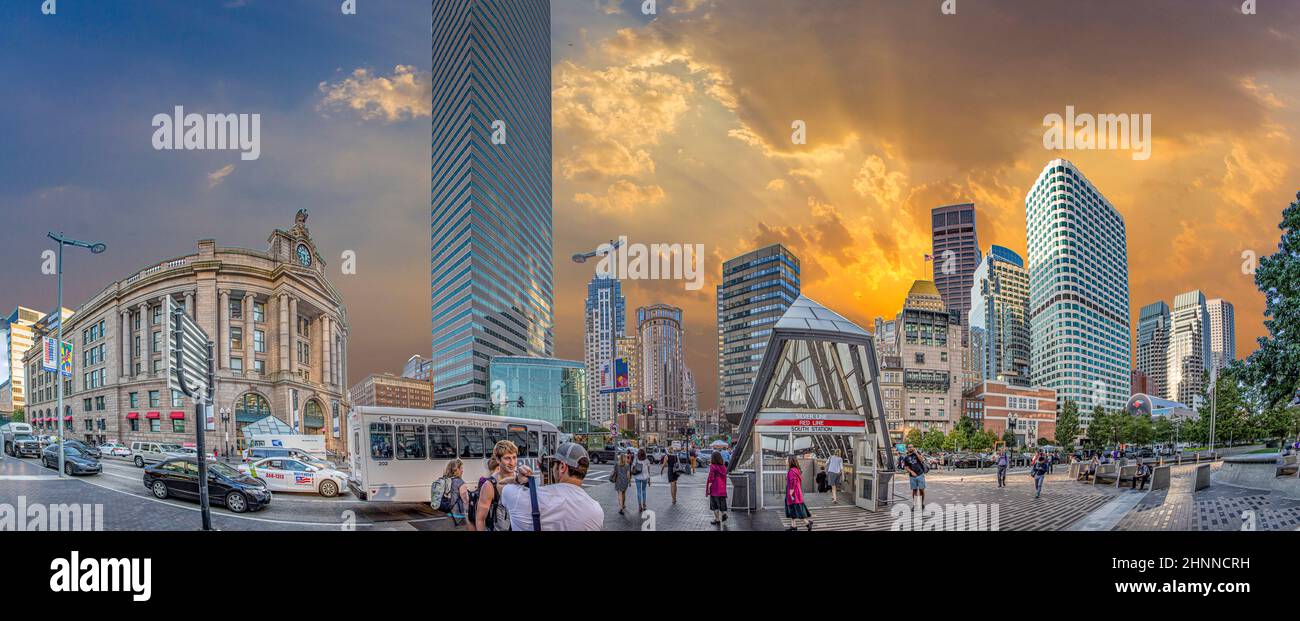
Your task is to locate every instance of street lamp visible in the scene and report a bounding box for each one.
[47,232,106,479]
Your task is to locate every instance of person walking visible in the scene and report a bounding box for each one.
[689,444,698,473]
[706,451,729,526]
[826,449,844,503]
[633,448,652,514]
[1030,453,1049,499]
[785,456,813,531]
[612,452,631,515]
[899,445,928,509]
[661,447,682,504]
[435,459,470,526]
[995,448,1009,488]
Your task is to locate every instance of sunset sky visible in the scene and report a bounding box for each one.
[3,0,1300,413]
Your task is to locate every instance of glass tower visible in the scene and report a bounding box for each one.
[931,203,981,331]
[488,357,587,434]
[431,0,553,412]
[968,245,1030,386]
[1136,301,1170,398]
[716,244,800,420]
[1025,159,1131,425]
[583,275,626,428]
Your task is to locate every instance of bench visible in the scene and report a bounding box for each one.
[1277,454,1298,477]
[1150,465,1172,491]
[1194,463,1212,490]
[1113,465,1139,488]
[1092,463,1118,485]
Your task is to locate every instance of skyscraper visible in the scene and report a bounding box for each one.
[431,0,553,412]
[716,244,800,419]
[0,306,55,414]
[1205,298,1236,374]
[968,245,1030,386]
[638,304,685,443]
[1136,301,1171,398]
[931,203,981,331]
[1026,159,1131,425]
[1168,290,1211,409]
[583,275,625,428]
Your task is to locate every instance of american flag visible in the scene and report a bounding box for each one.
[295,473,312,485]
[924,254,933,262]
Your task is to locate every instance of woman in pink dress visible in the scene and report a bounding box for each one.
[785,456,813,531]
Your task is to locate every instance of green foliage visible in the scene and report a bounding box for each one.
[1054,399,1080,448]
[944,427,969,452]
[920,430,946,453]
[905,428,925,447]
[10,407,24,423]
[1240,193,1300,409]
[1001,429,1017,448]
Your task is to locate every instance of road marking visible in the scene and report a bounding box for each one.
[0,475,63,480]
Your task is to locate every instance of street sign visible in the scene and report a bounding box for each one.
[167,296,211,401]
[41,337,72,377]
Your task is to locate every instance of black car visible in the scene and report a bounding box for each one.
[60,439,101,460]
[41,444,102,475]
[143,458,271,513]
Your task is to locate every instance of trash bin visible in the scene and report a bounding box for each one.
[729,470,757,513]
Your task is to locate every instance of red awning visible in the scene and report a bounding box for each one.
[63,415,73,421]
[126,412,140,420]
[169,411,185,420]
[145,412,161,419]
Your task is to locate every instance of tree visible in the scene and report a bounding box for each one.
[1153,416,1174,448]
[1054,399,1080,449]
[905,428,925,447]
[921,430,946,453]
[1002,428,1017,448]
[1241,192,1300,409]
[968,430,995,451]
[1086,407,1117,449]
[944,427,968,452]
[956,416,980,437]
[10,407,23,423]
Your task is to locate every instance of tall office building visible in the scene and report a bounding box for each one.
[1167,290,1211,409]
[0,307,71,414]
[931,203,981,331]
[968,245,1031,386]
[1135,301,1171,398]
[431,0,553,412]
[716,244,800,419]
[638,305,685,443]
[1025,159,1131,425]
[583,275,626,428]
[1205,298,1236,374]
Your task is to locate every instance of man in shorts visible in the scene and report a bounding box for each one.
[899,444,928,509]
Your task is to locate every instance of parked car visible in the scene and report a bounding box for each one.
[96,442,133,458]
[953,453,994,469]
[696,448,715,465]
[41,444,102,476]
[142,458,271,513]
[131,441,187,468]
[647,446,667,464]
[59,439,101,460]
[237,457,347,497]
[241,446,336,469]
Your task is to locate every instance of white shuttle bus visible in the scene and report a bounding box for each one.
[347,406,560,502]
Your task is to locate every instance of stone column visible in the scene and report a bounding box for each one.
[278,293,290,373]
[244,294,255,377]
[320,315,331,388]
[218,290,231,370]
[288,297,298,377]
[120,310,130,379]
[137,302,149,377]
[185,290,195,320]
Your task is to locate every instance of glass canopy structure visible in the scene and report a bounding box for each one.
[727,296,894,509]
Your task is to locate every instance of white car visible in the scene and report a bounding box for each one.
[97,442,132,458]
[238,457,347,497]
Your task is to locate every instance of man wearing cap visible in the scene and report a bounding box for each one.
[500,442,604,531]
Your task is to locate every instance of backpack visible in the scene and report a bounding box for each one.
[466,476,509,531]
[632,461,643,476]
[432,477,459,513]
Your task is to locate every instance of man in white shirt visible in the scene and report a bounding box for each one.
[501,443,604,531]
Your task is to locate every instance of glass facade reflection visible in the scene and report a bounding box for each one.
[488,357,587,433]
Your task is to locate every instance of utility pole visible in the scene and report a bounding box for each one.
[46,233,106,478]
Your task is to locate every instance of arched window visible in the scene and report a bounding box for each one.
[234,392,272,425]
[303,400,324,434]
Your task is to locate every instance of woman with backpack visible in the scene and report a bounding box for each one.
[471,440,519,531]
[706,450,729,526]
[433,459,469,525]
[612,452,631,516]
[785,456,812,531]
[633,448,652,514]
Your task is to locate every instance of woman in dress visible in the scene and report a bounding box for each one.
[785,456,813,531]
[612,452,632,516]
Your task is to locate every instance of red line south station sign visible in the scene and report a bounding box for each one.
[758,419,867,433]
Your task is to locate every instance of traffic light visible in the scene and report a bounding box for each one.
[646,404,654,417]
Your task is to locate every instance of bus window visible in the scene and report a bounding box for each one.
[484,427,505,451]
[429,425,457,459]
[395,424,427,460]
[459,427,485,459]
[509,428,535,458]
[543,432,557,455]
[369,422,393,460]
[531,432,540,458]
